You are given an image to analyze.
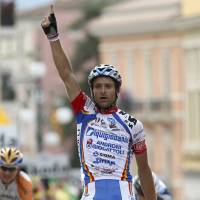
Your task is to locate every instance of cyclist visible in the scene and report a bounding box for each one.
[41,5,156,200]
[0,147,33,200]
[134,172,172,200]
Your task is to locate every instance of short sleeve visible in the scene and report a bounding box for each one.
[71,91,87,114]
[131,120,147,154]
[71,91,96,115]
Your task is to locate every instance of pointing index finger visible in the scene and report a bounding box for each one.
[50,5,54,14]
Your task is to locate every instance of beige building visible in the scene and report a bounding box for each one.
[1,0,200,198]
[90,0,200,199]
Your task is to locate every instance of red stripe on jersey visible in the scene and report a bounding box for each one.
[132,140,147,155]
[71,91,87,114]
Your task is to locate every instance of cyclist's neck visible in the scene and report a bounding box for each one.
[97,105,118,114]
[1,179,15,189]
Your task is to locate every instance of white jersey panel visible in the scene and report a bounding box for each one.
[0,180,21,200]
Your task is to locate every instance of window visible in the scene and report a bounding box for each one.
[1,73,16,101]
[161,49,171,97]
[187,91,200,148]
[144,49,152,98]
[0,0,15,26]
[185,48,200,151]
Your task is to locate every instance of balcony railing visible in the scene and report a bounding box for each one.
[119,98,173,123]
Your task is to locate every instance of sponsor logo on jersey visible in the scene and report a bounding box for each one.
[132,140,146,154]
[86,127,128,143]
[90,117,107,128]
[87,138,93,145]
[93,151,115,159]
[87,141,125,155]
[107,117,117,128]
[86,139,93,149]
[90,165,117,175]
[119,110,137,129]
[93,157,115,166]
[100,167,116,174]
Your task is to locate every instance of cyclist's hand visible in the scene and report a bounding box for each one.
[41,5,58,40]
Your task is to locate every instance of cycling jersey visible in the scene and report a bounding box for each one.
[154,175,172,200]
[71,91,147,200]
[0,171,33,200]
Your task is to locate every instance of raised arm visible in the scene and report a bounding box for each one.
[41,5,81,101]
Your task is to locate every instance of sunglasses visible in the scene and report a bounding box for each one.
[0,166,17,172]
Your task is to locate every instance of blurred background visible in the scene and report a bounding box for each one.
[0,0,200,199]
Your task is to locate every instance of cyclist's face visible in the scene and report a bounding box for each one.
[0,166,19,183]
[92,76,117,109]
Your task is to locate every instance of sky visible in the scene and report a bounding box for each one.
[16,0,54,11]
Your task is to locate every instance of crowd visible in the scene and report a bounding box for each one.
[32,178,82,200]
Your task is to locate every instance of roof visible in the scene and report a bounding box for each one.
[89,0,183,36]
